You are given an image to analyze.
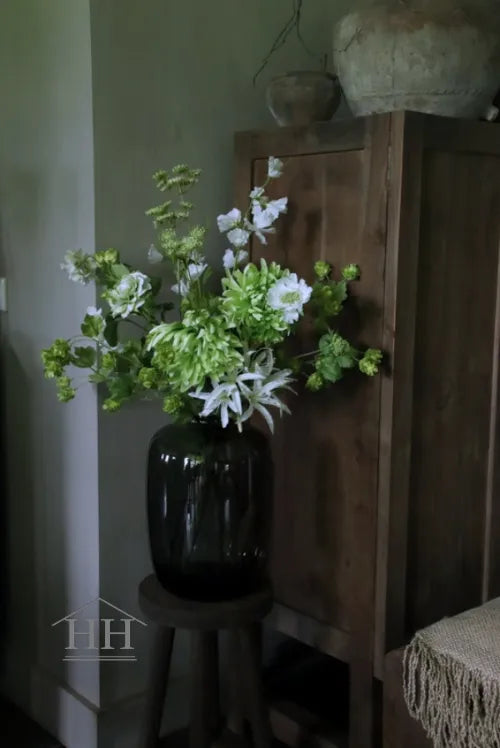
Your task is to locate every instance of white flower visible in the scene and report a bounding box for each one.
[238,365,294,433]
[266,197,288,221]
[187,262,207,280]
[61,250,96,285]
[86,306,103,319]
[227,227,250,247]
[267,273,312,324]
[217,208,241,234]
[268,157,284,179]
[223,248,249,270]
[172,262,207,296]
[105,271,152,318]
[250,186,265,201]
[171,280,189,296]
[148,244,163,264]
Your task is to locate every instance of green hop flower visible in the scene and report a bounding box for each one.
[102,398,121,412]
[359,349,383,377]
[138,367,159,390]
[162,394,185,415]
[56,376,76,403]
[314,261,331,281]
[41,339,72,379]
[306,372,324,392]
[94,248,119,267]
[342,264,360,282]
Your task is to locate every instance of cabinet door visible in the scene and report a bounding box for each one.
[236,120,389,635]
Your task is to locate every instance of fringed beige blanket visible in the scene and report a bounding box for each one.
[404,598,500,747]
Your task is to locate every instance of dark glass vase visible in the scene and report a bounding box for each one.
[147,420,273,602]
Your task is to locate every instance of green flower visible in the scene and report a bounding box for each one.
[56,376,76,402]
[306,372,324,392]
[359,349,383,377]
[342,264,360,282]
[94,248,119,267]
[314,332,358,384]
[222,259,291,345]
[147,309,244,392]
[314,261,331,280]
[138,367,160,390]
[162,393,185,415]
[41,338,72,379]
[102,398,121,412]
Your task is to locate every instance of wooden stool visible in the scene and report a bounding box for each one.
[138,574,273,748]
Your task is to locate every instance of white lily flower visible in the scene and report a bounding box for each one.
[148,244,163,264]
[227,227,250,248]
[217,208,241,233]
[223,248,249,269]
[106,271,152,318]
[268,156,284,179]
[267,273,312,324]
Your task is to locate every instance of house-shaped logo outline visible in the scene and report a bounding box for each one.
[52,597,147,663]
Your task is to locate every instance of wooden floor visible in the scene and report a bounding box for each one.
[0,698,63,747]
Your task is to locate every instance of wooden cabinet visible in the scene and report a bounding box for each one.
[234,112,500,748]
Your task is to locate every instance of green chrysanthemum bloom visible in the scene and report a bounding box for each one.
[359,349,383,377]
[314,261,331,280]
[306,372,324,392]
[342,264,360,282]
[222,259,291,345]
[147,309,244,392]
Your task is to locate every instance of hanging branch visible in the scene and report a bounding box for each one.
[253,0,326,86]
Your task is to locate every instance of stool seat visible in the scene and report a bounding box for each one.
[139,575,273,630]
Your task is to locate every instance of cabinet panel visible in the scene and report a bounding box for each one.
[406,149,500,632]
[250,149,386,633]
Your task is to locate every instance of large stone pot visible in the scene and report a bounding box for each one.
[333,4,500,118]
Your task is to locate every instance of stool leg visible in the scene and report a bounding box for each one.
[238,626,272,748]
[205,631,221,732]
[140,626,175,748]
[227,629,245,735]
[189,631,214,748]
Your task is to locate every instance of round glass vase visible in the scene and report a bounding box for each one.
[147,420,273,602]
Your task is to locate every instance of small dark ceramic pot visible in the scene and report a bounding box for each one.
[147,421,273,602]
[266,70,342,127]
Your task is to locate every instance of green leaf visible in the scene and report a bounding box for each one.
[73,346,96,368]
[108,375,135,400]
[110,264,129,280]
[104,315,118,347]
[81,314,104,339]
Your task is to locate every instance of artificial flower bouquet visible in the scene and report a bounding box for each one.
[42,158,382,432]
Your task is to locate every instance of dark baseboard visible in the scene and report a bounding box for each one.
[0,698,63,747]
